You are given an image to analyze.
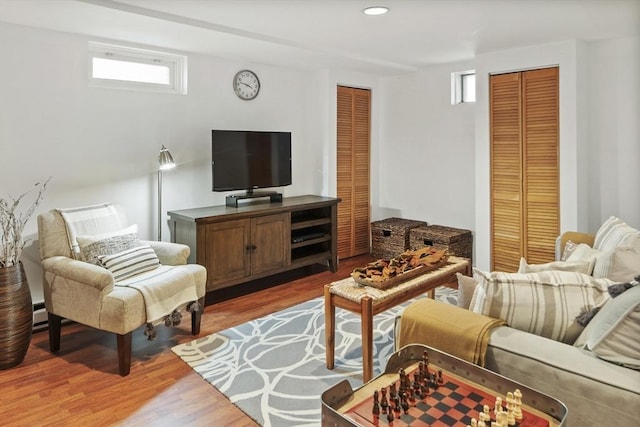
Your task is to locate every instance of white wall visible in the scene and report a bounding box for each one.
[377,61,477,232]
[0,22,379,304]
[586,35,640,231]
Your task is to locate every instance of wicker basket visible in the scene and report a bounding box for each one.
[410,225,473,262]
[371,217,427,259]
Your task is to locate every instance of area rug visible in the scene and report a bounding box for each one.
[172,287,457,427]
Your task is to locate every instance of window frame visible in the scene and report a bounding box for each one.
[88,42,187,95]
[451,70,476,104]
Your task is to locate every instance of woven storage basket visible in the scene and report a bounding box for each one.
[371,217,427,260]
[410,224,473,262]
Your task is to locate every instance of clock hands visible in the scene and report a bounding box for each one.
[239,81,253,89]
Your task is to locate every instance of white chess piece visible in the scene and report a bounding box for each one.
[514,389,523,420]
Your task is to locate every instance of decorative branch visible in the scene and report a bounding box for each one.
[0,177,51,268]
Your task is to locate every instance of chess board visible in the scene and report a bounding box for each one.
[322,345,566,427]
[343,367,549,427]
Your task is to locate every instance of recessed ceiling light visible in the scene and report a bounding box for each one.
[362,6,389,16]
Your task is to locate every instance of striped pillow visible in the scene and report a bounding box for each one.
[594,216,640,252]
[471,270,613,344]
[98,245,160,281]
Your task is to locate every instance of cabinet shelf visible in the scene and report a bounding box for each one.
[291,234,331,249]
[291,217,331,230]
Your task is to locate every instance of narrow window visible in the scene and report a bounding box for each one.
[451,70,476,104]
[88,42,187,94]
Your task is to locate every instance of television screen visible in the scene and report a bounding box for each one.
[212,130,292,192]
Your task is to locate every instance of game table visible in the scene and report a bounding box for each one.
[321,344,567,427]
[324,256,471,382]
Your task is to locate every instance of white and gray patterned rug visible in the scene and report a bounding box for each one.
[172,287,457,427]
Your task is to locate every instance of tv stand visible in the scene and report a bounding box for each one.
[167,195,340,293]
[225,191,283,208]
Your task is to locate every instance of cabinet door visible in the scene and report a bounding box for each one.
[204,219,251,287]
[251,213,290,275]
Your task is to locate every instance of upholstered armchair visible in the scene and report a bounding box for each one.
[37,203,206,376]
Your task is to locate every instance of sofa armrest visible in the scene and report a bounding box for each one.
[555,231,595,260]
[141,240,190,265]
[42,256,114,292]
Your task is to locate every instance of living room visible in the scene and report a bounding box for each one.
[1,0,639,425]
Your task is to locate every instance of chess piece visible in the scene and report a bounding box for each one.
[513,389,523,421]
[380,389,389,414]
[494,397,503,415]
[401,392,410,414]
[506,392,516,426]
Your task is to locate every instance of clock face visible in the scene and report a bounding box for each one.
[233,70,260,100]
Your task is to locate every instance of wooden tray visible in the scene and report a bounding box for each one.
[351,258,449,290]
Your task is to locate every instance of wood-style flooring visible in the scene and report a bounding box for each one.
[0,255,371,426]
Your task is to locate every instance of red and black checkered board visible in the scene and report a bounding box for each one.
[344,370,549,427]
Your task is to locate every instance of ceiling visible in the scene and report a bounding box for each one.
[1,0,639,75]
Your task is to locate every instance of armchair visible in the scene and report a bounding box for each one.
[37,203,206,376]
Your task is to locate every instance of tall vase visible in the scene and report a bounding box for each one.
[0,262,33,369]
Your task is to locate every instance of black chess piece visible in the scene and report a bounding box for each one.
[401,392,410,414]
[380,388,389,414]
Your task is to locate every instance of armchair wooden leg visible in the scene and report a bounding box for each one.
[48,312,62,352]
[116,332,132,376]
[191,297,205,335]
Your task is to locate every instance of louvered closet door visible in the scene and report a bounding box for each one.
[522,68,559,264]
[490,67,559,271]
[337,86,371,259]
[490,73,523,272]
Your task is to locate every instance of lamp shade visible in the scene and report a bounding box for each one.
[158,145,176,170]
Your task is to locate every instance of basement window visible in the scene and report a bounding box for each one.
[88,42,187,94]
[451,70,476,104]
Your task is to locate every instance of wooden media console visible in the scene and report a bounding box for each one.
[168,195,340,293]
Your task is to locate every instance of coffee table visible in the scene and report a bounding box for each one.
[321,344,567,426]
[324,256,471,382]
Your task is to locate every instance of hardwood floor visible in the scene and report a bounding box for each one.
[0,255,371,426]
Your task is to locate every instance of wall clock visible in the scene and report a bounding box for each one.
[233,69,260,100]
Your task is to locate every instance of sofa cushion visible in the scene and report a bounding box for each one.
[517,257,592,275]
[592,234,640,282]
[574,284,640,369]
[471,270,613,344]
[98,244,160,281]
[593,216,640,252]
[486,326,640,426]
[76,224,140,264]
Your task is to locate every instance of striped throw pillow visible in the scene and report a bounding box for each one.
[471,270,613,344]
[98,245,160,281]
[594,216,640,252]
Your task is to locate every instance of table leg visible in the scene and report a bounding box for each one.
[324,284,335,370]
[361,296,373,382]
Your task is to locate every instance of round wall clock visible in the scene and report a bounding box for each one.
[233,69,260,100]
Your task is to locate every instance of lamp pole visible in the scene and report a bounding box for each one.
[158,145,175,241]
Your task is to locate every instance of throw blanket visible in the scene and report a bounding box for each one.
[117,265,199,324]
[397,298,506,366]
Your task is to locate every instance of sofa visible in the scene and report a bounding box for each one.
[396,216,640,426]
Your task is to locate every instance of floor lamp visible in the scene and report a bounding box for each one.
[158,145,176,241]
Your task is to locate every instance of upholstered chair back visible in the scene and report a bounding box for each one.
[38,204,127,260]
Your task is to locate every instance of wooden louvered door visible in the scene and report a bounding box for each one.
[337,86,371,259]
[490,67,559,271]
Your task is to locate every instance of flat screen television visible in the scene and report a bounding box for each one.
[212,129,292,193]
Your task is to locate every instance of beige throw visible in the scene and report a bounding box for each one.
[398,298,505,366]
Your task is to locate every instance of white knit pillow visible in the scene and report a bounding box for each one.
[98,245,160,281]
[471,270,613,344]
